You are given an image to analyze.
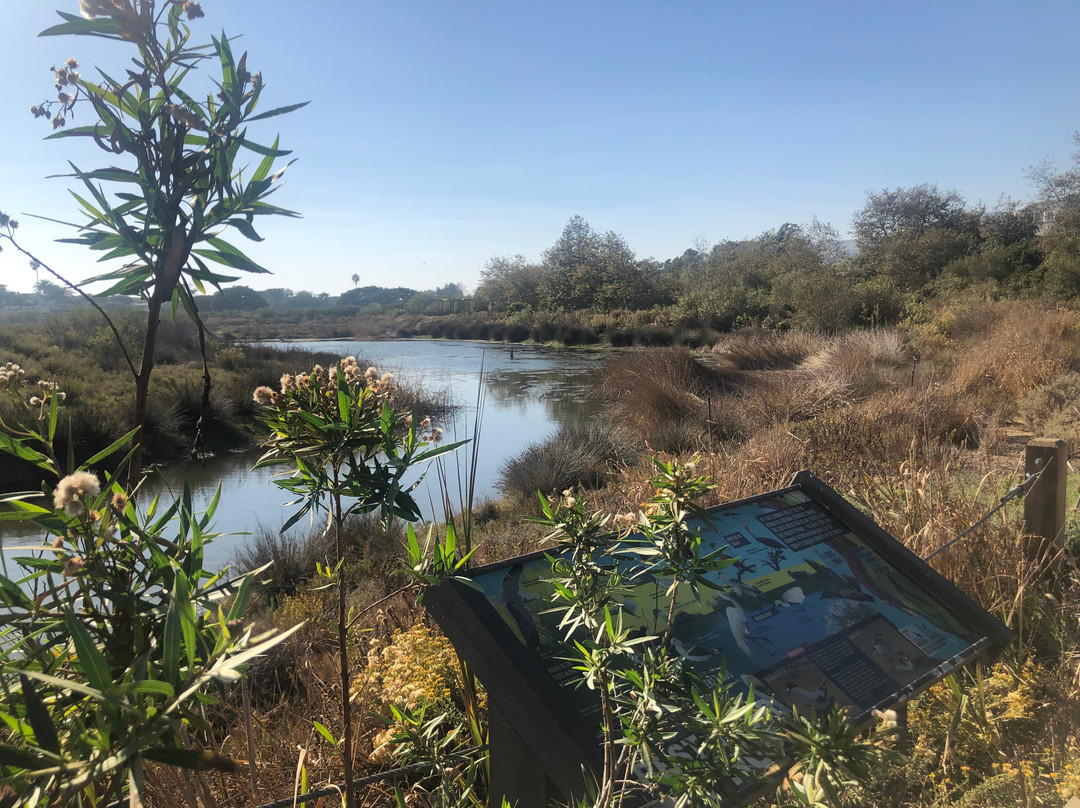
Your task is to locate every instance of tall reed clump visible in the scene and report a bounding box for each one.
[253,357,460,808]
[594,347,741,451]
[498,423,634,504]
[713,329,823,371]
[932,301,1080,405]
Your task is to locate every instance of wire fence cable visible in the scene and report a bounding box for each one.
[921,469,1043,562]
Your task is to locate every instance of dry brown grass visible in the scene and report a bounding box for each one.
[733,368,849,432]
[712,329,824,370]
[945,301,1080,402]
[594,347,740,439]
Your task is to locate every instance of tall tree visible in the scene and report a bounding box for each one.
[475,253,541,311]
[540,214,598,310]
[27,1,304,485]
[853,184,980,288]
[1029,133,1080,296]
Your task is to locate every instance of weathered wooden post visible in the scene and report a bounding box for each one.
[1023,438,1069,557]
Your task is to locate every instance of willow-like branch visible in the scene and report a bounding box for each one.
[0,232,138,379]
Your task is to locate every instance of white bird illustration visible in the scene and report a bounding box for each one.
[775,586,805,608]
[786,680,834,712]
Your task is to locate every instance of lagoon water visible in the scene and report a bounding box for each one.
[2,340,607,573]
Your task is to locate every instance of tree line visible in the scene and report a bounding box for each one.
[476,157,1077,333]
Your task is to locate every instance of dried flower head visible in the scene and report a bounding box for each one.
[0,361,26,384]
[63,556,86,577]
[53,471,101,516]
[165,103,207,131]
[54,66,80,87]
[252,385,276,405]
[78,0,118,20]
[872,708,899,729]
[51,115,66,129]
[183,1,204,20]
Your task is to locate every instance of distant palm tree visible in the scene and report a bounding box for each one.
[351,273,360,288]
[34,278,71,303]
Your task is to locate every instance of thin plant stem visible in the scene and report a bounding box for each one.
[332,473,355,808]
[0,233,137,379]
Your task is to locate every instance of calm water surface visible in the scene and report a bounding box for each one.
[2,341,607,572]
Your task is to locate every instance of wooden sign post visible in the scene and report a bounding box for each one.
[1024,438,1069,557]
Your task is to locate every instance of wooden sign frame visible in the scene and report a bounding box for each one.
[425,471,1014,807]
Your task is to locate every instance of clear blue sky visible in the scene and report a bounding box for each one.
[2,1,1079,295]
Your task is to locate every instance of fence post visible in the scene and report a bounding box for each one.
[1023,438,1069,556]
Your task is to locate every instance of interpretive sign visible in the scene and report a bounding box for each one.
[425,471,1013,808]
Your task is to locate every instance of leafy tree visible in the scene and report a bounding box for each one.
[351,272,360,288]
[23,1,304,485]
[593,230,655,311]
[33,278,72,305]
[852,185,981,288]
[538,216,654,312]
[200,284,268,311]
[979,197,1040,248]
[1028,133,1080,297]
[339,285,418,308]
[1027,131,1080,212]
[540,215,598,311]
[475,254,541,312]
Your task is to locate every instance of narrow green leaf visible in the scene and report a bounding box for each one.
[246,101,309,122]
[163,584,181,682]
[0,742,46,770]
[227,218,263,242]
[18,675,60,755]
[313,720,338,748]
[20,669,106,701]
[39,11,122,39]
[46,389,59,443]
[80,428,139,469]
[237,139,293,158]
[64,610,111,693]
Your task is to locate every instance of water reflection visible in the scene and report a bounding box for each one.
[2,340,609,572]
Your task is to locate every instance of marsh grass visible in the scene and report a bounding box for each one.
[713,329,823,370]
[498,423,634,504]
[594,347,741,439]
